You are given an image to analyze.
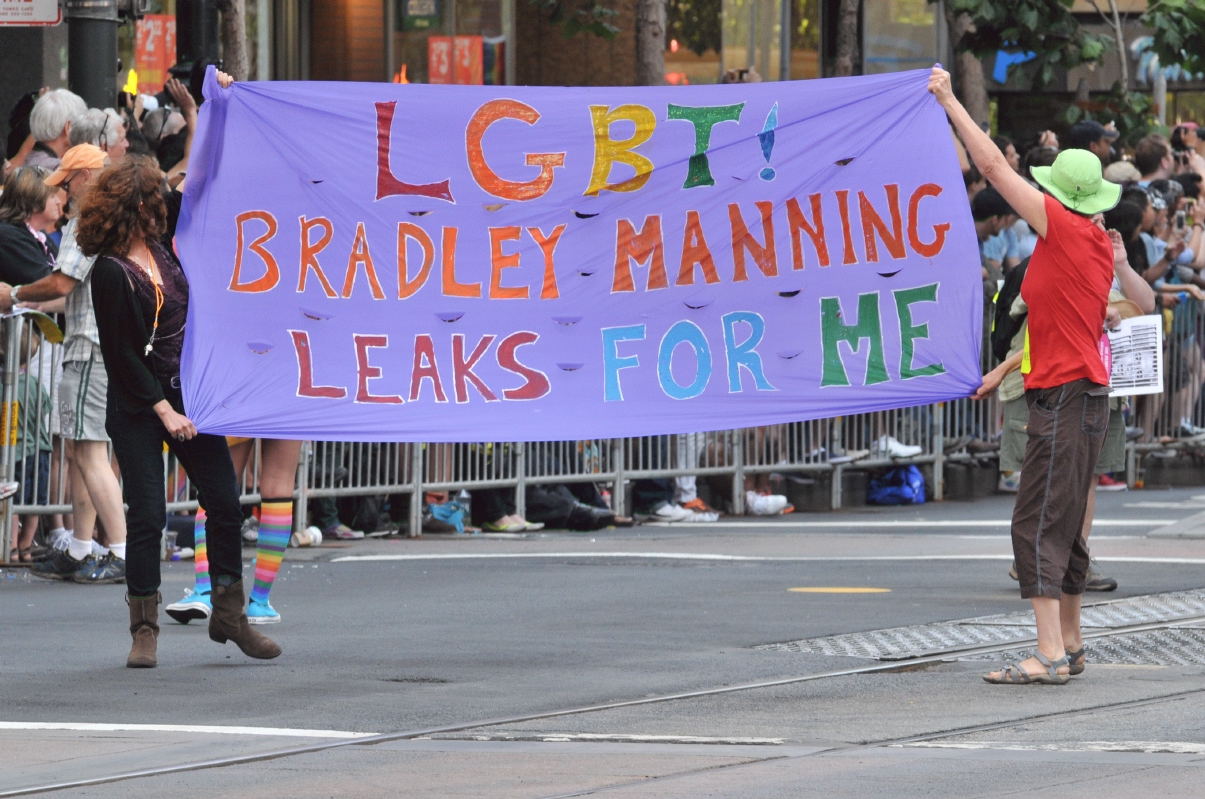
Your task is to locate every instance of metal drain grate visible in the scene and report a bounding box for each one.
[958,589,1205,629]
[756,622,1036,658]
[961,626,1205,666]
[758,589,1205,662]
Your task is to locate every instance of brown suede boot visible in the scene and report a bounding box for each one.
[208,580,282,659]
[126,592,160,668]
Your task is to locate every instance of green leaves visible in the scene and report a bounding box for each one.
[944,0,1111,89]
[529,0,620,40]
[668,0,721,56]
[1061,81,1156,147]
[1143,0,1205,76]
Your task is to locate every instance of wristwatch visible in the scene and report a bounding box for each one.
[10,285,20,305]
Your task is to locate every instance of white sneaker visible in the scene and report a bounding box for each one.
[745,490,789,515]
[241,516,260,543]
[873,435,922,459]
[681,509,720,522]
[91,541,109,557]
[47,528,71,551]
[998,471,1021,493]
[652,502,691,522]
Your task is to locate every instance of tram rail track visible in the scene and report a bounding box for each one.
[6,609,1205,797]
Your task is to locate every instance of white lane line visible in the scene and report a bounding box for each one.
[901,741,1205,754]
[333,553,1205,564]
[0,722,376,739]
[459,733,786,745]
[644,519,1174,528]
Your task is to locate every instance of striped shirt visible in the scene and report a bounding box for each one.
[55,218,101,363]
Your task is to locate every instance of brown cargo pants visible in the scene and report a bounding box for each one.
[1010,378,1110,600]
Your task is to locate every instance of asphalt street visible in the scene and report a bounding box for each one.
[3,487,1205,797]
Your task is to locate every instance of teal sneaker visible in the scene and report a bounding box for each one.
[247,598,281,625]
[165,588,212,624]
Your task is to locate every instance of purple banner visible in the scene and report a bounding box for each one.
[176,67,981,442]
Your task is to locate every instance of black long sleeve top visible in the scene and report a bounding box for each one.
[90,188,188,413]
[91,256,166,411]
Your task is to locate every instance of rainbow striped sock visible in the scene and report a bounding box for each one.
[193,507,211,595]
[250,499,291,605]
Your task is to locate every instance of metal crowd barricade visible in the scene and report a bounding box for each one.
[20,297,1205,563]
[1130,300,1205,459]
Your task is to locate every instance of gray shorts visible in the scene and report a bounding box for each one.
[59,356,109,442]
[1095,407,1126,474]
[1000,397,1028,473]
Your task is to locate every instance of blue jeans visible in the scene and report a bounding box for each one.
[13,451,50,506]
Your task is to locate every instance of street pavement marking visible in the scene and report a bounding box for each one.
[457,733,787,745]
[645,519,1174,528]
[0,722,376,738]
[900,740,1205,754]
[334,553,1205,564]
[789,587,891,593]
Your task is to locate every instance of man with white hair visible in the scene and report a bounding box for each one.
[68,109,128,164]
[25,89,88,170]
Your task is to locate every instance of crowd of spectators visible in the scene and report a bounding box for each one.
[960,115,1205,592]
[0,72,209,570]
[964,119,1205,467]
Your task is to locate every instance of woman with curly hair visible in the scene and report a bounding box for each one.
[76,155,280,667]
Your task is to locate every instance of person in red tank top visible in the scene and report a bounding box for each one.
[930,67,1122,686]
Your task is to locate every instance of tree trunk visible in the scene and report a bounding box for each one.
[955,51,989,126]
[216,0,250,82]
[832,0,858,77]
[635,0,666,86]
[944,8,989,128]
[1107,0,1128,92]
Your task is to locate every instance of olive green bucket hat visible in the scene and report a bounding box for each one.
[1029,148,1121,215]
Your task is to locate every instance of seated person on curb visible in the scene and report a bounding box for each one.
[473,484,632,532]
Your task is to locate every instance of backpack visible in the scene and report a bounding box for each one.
[867,466,926,506]
[990,257,1029,363]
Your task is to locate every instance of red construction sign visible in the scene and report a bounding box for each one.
[135,14,177,95]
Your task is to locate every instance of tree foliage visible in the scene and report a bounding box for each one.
[945,0,1111,88]
[529,0,620,39]
[1062,82,1157,146]
[1144,0,1205,76]
[667,0,721,56]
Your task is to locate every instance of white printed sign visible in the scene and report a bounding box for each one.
[0,0,61,25]
[1108,315,1164,397]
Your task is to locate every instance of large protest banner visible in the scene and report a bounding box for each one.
[176,67,981,442]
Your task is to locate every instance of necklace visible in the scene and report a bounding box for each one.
[127,242,164,356]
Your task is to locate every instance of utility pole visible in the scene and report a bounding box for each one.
[175,0,220,76]
[65,0,120,109]
[65,0,152,110]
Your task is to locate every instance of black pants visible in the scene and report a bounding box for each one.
[108,386,243,597]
